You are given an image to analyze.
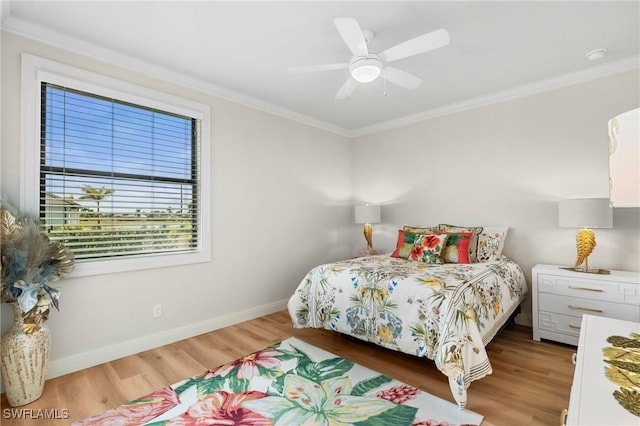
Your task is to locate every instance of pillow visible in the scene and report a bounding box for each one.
[409,233,448,264]
[391,229,419,259]
[391,230,448,264]
[441,232,472,264]
[477,227,509,262]
[439,224,484,263]
[402,224,440,234]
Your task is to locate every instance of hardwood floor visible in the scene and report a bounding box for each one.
[1,310,575,425]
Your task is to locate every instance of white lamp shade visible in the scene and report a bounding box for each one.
[558,198,613,228]
[354,204,381,224]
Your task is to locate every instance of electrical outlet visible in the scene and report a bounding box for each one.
[153,304,162,318]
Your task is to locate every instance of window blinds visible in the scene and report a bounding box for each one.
[40,83,201,260]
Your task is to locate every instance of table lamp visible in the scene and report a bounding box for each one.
[558,198,613,274]
[354,204,381,256]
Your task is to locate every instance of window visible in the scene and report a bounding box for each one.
[23,54,211,276]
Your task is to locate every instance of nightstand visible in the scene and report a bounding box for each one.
[356,248,378,257]
[532,264,640,345]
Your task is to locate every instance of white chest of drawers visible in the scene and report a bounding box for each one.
[532,264,640,345]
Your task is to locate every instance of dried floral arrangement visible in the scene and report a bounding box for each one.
[1,200,75,333]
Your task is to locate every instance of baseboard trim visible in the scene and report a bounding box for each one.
[1,299,288,393]
[3,299,287,393]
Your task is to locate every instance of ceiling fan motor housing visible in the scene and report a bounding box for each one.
[350,54,383,83]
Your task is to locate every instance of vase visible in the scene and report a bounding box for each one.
[1,303,51,406]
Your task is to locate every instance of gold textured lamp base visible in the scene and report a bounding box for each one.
[363,223,373,249]
[565,229,611,275]
[358,223,378,257]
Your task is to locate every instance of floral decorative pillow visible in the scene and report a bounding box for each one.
[441,232,472,264]
[391,230,447,264]
[391,229,419,258]
[477,227,509,262]
[438,224,484,263]
[402,225,440,234]
[409,233,448,263]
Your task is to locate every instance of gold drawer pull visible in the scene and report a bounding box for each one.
[569,324,581,329]
[568,304,603,313]
[568,285,603,292]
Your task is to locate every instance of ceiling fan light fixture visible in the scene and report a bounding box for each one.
[350,56,383,83]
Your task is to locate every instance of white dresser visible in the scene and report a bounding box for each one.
[565,314,640,425]
[532,264,640,345]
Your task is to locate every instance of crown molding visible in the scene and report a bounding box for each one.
[352,56,640,137]
[1,15,352,138]
[3,14,638,139]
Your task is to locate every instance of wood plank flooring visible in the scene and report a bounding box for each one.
[1,310,575,425]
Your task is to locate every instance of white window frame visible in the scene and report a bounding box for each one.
[21,53,211,277]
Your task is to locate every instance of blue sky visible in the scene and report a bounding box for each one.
[43,85,196,214]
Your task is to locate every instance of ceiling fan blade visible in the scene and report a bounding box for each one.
[335,78,359,100]
[334,18,368,57]
[383,67,423,90]
[287,63,348,73]
[380,28,450,63]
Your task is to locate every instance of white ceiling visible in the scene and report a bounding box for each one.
[2,1,639,136]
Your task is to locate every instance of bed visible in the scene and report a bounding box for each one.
[287,225,528,408]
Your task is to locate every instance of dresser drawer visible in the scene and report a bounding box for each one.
[537,311,582,337]
[536,274,639,305]
[539,293,640,322]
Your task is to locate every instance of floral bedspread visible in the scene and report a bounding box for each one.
[287,255,527,408]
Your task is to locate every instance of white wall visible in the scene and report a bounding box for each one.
[351,68,640,324]
[0,32,352,378]
[2,29,639,383]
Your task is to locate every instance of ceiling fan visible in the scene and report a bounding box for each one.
[288,18,450,99]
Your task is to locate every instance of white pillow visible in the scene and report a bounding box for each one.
[477,227,509,262]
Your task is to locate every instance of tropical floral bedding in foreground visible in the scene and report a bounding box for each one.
[287,255,527,408]
[73,337,483,425]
